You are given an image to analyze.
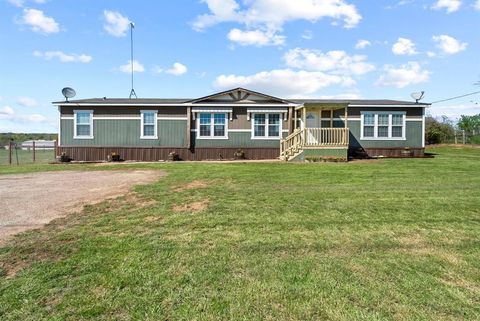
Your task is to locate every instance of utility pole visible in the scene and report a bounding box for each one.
[129,22,137,99]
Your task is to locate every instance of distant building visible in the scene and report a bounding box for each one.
[21,140,55,150]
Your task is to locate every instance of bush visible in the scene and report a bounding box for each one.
[425,116,455,144]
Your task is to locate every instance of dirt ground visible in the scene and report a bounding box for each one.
[0,170,165,244]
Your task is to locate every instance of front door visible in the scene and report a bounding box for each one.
[306,110,321,128]
[305,110,321,144]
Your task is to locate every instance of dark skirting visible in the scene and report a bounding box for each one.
[58,147,280,161]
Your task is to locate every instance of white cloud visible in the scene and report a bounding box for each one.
[193,0,361,46]
[33,50,92,63]
[431,0,462,13]
[118,60,144,73]
[103,10,130,37]
[0,106,15,115]
[355,39,371,49]
[18,8,59,34]
[214,69,353,98]
[301,30,313,40]
[392,38,417,55]
[375,62,430,88]
[0,105,47,123]
[17,97,38,107]
[7,0,46,7]
[432,34,467,55]
[427,51,437,57]
[475,0,480,10]
[166,63,188,76]
[227,28,285,46]
[318,93,362,99]
[284,48,375,76]
[152,63,188,76]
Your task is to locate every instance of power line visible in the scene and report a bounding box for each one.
[431,90,480,104]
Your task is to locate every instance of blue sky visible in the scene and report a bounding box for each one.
[1,0,479,133]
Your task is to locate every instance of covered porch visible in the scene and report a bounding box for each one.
[280,103,350,161]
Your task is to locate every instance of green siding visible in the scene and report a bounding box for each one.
[193,132,287,148]
[61,119,187,147]
[347,120,422,148]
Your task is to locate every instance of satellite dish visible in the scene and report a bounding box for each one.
[410,91,425,103]
[61,87,76,102]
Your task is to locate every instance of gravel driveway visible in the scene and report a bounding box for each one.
[0,170,165,244]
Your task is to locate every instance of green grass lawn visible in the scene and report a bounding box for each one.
[0,147,479,320]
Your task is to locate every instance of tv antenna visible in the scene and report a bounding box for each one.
[61,87,76,102]
[410,91,425,103]
[129,22,137,99]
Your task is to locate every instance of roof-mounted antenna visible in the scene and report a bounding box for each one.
[129,22,137,99]
[410,91,425,103]
[61,87,76,102]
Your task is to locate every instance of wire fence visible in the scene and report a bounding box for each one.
[447,131,480,145]
[0,141,57,165]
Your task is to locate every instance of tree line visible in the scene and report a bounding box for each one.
[0,133,58,147]
[426,114,480,144]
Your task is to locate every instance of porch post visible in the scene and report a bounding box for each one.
[330,109,333,128]
[288,107,293,134]
[344,106,348,129]
[302,107,306,129]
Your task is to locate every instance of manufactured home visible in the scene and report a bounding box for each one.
[53,88,429,161]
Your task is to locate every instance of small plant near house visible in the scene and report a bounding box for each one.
[58,152,71,163]
[168,151,179,161]
[305,155,347,163]
[233,149,245,160]
[111,152,121,162]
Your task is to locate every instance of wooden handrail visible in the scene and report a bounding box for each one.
[280,127,349,160]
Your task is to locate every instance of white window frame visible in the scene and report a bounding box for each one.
[73,110,93,139]
[360,111,406,140]
[140,110,158,139]
[196,112,228,140]
[251,113,283,140]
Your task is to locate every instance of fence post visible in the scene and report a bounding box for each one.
[462,130,466,144]
[54,140,58,161]
[33,141,36,162]
[8,141,12,165]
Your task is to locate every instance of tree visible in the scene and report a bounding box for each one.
[457,114,480,134]
[425,116,455,144]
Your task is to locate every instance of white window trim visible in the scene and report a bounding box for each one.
[196,112,229,140]
[360,111,406,140]
[251,113,283,140]
[140,110,158,139]
[73,110,93,139]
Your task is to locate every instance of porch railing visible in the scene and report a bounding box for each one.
[280,128,349,160]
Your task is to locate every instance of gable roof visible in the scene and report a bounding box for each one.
[186,87,294,104]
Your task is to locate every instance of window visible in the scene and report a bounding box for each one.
[363,114,375,138]
[141,111,157,139]
[361,112,405,140]
[252,113,282,139]
[74,110,93,139]
[197,113,227,139]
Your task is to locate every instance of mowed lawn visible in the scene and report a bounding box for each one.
[0,147,479,320]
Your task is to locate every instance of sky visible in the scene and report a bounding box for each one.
[1,0,479,133]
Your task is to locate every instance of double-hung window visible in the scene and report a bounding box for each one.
[74,110,93,139]
[141,110,157,139]
[252,113,282,139]
[198,113,227,139]
[361,112,405,140]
